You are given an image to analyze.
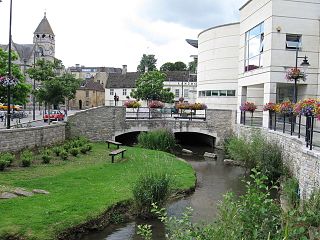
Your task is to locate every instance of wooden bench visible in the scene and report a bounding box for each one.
[109,149,126,163]
[106,140,122,149]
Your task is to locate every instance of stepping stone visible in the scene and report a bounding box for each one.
[223,159,244,167]
[32,189,50,195]
[12,188,34,197]
[0,192,18,199]
[204,152,217,159]
[182,149,193,154]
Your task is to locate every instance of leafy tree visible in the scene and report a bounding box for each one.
[160,62,175,72]
[160,61,187,72]
[137,54,157,73]
[188,58,197,73]
[130,71,174,103]
[0,48,31,105]
[173,61,187,71]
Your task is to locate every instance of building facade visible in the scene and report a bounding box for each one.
[194,0,320,128]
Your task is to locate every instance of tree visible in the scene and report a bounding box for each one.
[188,58,197,73]
[137,54,157,73]
[160,61,187,72]
[160,62,175,72]
[0,48,31,105]
[173,61,187,71]
[130,71,174,103]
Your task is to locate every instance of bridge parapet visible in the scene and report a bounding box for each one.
[67,106,235,145]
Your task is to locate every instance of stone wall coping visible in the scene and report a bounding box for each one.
[0,122,65,133]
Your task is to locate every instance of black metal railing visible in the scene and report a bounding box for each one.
[268,112,320,150]
[240,111,263,127]
[125,107,206,121]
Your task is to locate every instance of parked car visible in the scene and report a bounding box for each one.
[43,110,64,122]
[0,104,21,111]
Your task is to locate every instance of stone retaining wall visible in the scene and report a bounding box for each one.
[236,125,320,200]
[0,123,65,153]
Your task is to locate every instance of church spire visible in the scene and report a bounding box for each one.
[34,12,54,36]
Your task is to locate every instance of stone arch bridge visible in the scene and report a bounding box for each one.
[67,106,234,146]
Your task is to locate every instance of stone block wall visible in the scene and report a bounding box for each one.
[236,125,320,200]
[0,123,65,153]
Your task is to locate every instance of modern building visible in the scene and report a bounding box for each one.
[192,0,320,128]
[105,67,197,106]
[0,13,56,82]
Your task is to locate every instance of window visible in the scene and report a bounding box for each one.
[211,90,219,96]
[123,89,127,96]
[175,89,179,97]
[110,89,114,95]
[85,90,89,98]
[205,90,212,97]
[244,22,264,72]
[286,34,301,50]
[219,90,227,96]
[199,91,205,97]
[184,89,189,98]
[85,101,89,106]
[227,90,236,96]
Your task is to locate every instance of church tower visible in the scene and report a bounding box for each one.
[33,13,55,61]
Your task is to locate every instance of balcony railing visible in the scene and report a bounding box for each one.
[240,111,263,127]
[125,107,206,121]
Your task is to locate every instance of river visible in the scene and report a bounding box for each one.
[81,145,245,240]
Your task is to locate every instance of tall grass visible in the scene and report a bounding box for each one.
[133,171,172,218]
[137,129,176,152]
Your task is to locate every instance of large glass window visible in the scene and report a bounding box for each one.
[110,89,114,96]
[175,89,179,97]
[286,34,301,50]
[244,22,264,72]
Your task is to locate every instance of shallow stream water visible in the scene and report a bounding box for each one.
[81,145,245,240]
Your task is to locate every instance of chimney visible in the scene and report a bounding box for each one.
[145,66,148,72]
[75,64,80,68]
[122,65,127,74]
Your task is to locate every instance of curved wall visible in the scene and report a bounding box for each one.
[197,23,240,110]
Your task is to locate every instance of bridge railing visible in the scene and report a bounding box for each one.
[125,107,206,121]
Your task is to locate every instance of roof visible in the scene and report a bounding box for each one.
[239,0,253,10]
[68,66,122,73]
[0,42,35,61]
[80,79,105,92]
[198,22,240,37]
[186,39,198,48]
[34,14,55,36]
[106,71,197,89]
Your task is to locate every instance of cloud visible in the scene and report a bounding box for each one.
[138,0,246,29]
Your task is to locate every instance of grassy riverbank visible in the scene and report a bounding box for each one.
[0,143,195,240]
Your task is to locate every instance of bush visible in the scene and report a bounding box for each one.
[133,172,172,218]
[60,150,68,161]
[80,146,88,154]
[226,136,253,168]
[52,147,62,157]
[303,190,320,227]
[1,153,14,166]
[0,159,9,171]
[85,143,92,152]
[137,129,176,152]
[282,177,300,209]
[20,150,33,167]
[69,148,79,157]
[41,154,52,164]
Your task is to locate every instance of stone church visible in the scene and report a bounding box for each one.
[0,13,55,84]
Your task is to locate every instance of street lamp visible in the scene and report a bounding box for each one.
[6,0,13,129]
[32,45,40,120]
[292,38,310,103]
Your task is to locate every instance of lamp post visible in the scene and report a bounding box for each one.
[292,38,310,103]
[6,0,13,129]
[32,45,39,120]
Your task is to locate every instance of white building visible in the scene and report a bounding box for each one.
[194,0,320,128]
[105,67,197,106]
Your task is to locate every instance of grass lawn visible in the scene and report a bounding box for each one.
[0,143,195,240]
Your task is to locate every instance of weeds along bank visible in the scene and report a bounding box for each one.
[236,125,320,200]
[0,139,195,240]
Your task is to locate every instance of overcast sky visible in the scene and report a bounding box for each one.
[0,0,246,71]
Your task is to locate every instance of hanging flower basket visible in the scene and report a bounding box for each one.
[263,102,276,112]
[239,102,257,113]
[294,99,320,116]
[189,103,207,110]
[0,76,18,87]
[285,68,305,81]
[275,100,294,115]
[176,102,190,110]
[123,100,141,108]
[148,100,164,109]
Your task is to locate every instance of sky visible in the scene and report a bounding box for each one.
[0,0,246,71]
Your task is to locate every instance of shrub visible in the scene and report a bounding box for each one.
[133,172,172,218]
[0,159,9,171]
[137,129,176,152]
[52,147,62,157]
[1,153,14,166]
[59,150,68,161]
[41,154,52,164]
[303,190,320,227]
[80,146,88,154]
[282,177,299,209]
[85,143,92,152]
[20,150,33,167]
[226,136,253,168]
[69,148,79,157]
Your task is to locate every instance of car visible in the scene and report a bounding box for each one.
[0,104,21,111]
[43,110,65,122]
